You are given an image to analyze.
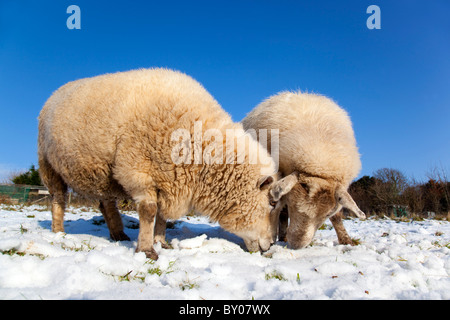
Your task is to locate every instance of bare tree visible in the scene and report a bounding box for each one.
[349,167,449,218]
[349,175,378,215]
[372,168,409,212]
[403,180,425,214]
[426,165,449,214]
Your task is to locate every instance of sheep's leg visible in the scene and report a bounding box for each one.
[51,192,66,233]
[39,156,67,233]
[154,212,170,249]
[278,206,289,242]
[329,209,354,245]
[136,201,159,260]
[99,200,130,241]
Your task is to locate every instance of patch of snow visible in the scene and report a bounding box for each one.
[0,204,449,299]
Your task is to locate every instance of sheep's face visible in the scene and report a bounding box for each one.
[285,176,341,249]
[269,172,365,249]
[220,175,281,252]
[239,204,277,253]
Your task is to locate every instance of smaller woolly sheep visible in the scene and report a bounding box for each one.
[242,91,365,249]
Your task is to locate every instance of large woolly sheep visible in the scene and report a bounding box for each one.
[242,91,365,249]
[38,68,285,260]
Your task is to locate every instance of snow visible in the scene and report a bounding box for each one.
[0,204,449,300]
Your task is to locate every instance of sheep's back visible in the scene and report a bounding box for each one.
[242,91,361,186]
[38,68,232,198]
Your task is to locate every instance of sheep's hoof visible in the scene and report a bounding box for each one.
[51,225,65,233]
[155,239,172,249]
[136,247,159,261]
[160,242,172,249]
[338,236,354,246]
[110,231,131,241]
[144,249,159,261]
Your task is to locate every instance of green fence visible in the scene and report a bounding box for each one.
[0,184,48,204]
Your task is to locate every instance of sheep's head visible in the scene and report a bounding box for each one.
[270,172,365,249]
[219,175,283,252]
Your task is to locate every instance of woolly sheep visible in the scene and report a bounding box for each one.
[242,91,365,249]
[38,68,284,260]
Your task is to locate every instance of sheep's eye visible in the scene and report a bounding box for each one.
[269,200,277,207]
[300,183,309,192]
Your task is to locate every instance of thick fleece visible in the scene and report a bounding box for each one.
[38,68,277,259]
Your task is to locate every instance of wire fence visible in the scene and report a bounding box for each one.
[0,184,49,204]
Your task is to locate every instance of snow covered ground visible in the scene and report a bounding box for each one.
[0,204,449,300]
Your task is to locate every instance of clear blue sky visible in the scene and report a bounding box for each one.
[0,0,449,182]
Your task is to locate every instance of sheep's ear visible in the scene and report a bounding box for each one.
[269,172,298,201]
[336,186,366,219]
[258,175,274,190]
